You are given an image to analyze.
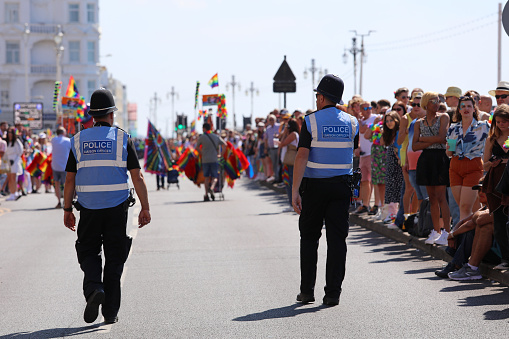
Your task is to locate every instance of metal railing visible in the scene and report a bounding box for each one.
[29,24,59,34]
[31,65,56,74]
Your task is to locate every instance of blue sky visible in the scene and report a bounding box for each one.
[100,0,509,137]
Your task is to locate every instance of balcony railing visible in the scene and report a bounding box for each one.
[31,65,56,74]
[29,24,59,34]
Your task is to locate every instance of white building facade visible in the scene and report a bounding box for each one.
[0,0,127,131]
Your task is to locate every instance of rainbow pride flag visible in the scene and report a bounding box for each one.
[208,73,218,88]
[65,76,80,98]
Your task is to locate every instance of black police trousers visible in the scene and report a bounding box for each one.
[75,202,132,318]
[299,177,351,299]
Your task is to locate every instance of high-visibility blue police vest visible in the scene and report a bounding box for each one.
[304,107,359,178]
[70,126,129,209]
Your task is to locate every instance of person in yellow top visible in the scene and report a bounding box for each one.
[397,92,424,216]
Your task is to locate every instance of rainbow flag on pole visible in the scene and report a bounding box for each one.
[208,73,219,88]
[65,76,80,98]
[194,81,200,109]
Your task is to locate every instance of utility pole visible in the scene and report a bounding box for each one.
[226,75,240,130]
[245,81,259,122]
[343,30,375,97]
[498,2,502,83]
[150,92,161,128]
[167,86,178,138]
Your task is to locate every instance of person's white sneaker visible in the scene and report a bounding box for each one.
[434,230,449,246]
[425,230,440,245]
[6,194,16,201]
[266,176,275,183]
[386,223,400,230]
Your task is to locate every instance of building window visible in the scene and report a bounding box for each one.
[69,3,79,23]
[6,42,20,64]
[5,3,19,23]
[69,41,80,63]
[87,41,96,64]
[0,90,9,108]
[87,3,95,23]
[87,80,96,100]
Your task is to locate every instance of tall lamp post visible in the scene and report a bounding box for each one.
[23,23,30,102]
[304,59,326,110]
[226,75,240,130]
[167,86,178,138]
[54,25,64,124]
[245,81,259,122]
[343,30,375,97]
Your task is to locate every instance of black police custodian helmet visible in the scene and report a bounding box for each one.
[89,88,118,116]
[314,74,345,104]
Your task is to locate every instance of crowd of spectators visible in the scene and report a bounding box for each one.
[229,80,509,281]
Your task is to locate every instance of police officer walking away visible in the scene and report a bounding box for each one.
[292,75,358,306]
[63,88,151,324]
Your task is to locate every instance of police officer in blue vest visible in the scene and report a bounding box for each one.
[292,74,358,306]
[63,88,151,324]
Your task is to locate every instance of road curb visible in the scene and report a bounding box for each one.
[255,178,509,286]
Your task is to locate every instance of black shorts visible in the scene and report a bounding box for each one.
[416,149,450,186]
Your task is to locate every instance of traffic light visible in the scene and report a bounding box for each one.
[177,115,185,130]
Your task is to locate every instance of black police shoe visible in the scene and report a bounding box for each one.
[322,295,340,306]
[435,262,458,278]
[104,316,118,324]
[296,293,315,303]
[84,289,105,323]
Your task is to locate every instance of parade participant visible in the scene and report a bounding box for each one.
[4,127,24,201]
[196,122,226,201]
[479,95,493,115]
[51,127,71,208]
[292,74,358,306]
[394,87,410,107]
[444,86,462,120]
[413,92,451,245]
[63,88,151,324]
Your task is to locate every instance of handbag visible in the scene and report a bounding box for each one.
[0,158,10,174]
[283,144,297,165]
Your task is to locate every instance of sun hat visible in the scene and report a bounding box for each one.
[444,86,462,98]
[488,81,509,96]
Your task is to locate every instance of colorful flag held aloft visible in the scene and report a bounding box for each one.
[194,81,200,109]
[208,73,219,88]
[144,120,173,175]
[190,120,196,135]
[217,94,227,118]
[198,109,208,120]
[65,76,80,98]
[53,81,62,112]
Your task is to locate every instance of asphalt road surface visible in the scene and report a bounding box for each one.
[0,174,509,338]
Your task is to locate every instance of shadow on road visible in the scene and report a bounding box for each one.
[0,323,105,338]
[232,303,326,321]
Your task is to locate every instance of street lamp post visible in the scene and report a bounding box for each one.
[343,30,375,97]
[245,81,259,122]
[167,86,178,138]
[226,75,240,130]
[23,23,30,102]
[304,59,325,110]
[54,25,64,124]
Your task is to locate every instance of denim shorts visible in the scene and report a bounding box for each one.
[53,170,67,185]
[408,170,428,200]
[202,162,219,178]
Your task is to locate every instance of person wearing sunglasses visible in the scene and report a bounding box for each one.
[394,87,409,107]
[396,93,426,225]
[354,101,380,214]
[413,92,451,246]
[488,80,509,107]
[446,96,489,222]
